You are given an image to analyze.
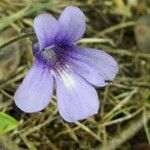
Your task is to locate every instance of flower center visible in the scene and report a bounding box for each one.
[35,45,69,73]
[42,46,56,60]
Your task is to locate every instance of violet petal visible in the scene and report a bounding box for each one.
[65,46,118,87]
[55,71,99,122]
[56,6,86,45]
[33,14,58,50]
[14,61,54,113]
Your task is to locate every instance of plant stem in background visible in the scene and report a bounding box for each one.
[0,32,35,52]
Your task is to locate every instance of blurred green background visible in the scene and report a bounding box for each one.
[0,0,150,150]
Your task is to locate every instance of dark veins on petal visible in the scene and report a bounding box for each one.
[32,43,74,72]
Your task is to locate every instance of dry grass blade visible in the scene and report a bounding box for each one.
[100,110,150,150]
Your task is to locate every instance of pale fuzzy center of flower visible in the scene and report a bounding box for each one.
[42,47,55,60]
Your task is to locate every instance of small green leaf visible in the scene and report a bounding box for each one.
[0,112,19,134]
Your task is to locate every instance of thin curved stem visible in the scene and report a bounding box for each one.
[0,32,36,52]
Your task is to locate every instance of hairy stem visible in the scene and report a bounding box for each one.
[0,32,35,52]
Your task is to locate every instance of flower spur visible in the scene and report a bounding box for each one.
[14,6,118,122]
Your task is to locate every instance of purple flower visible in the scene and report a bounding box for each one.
[14,6,118,122]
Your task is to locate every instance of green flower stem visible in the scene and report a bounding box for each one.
[0,32,36,52]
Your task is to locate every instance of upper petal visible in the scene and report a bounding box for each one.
[56,6,86,45]
[14,61,54,113]
[60,46,118,87]
[33,14,58,50]
[54,71,99,122]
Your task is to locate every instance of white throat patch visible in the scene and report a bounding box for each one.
[59,69,75,89]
